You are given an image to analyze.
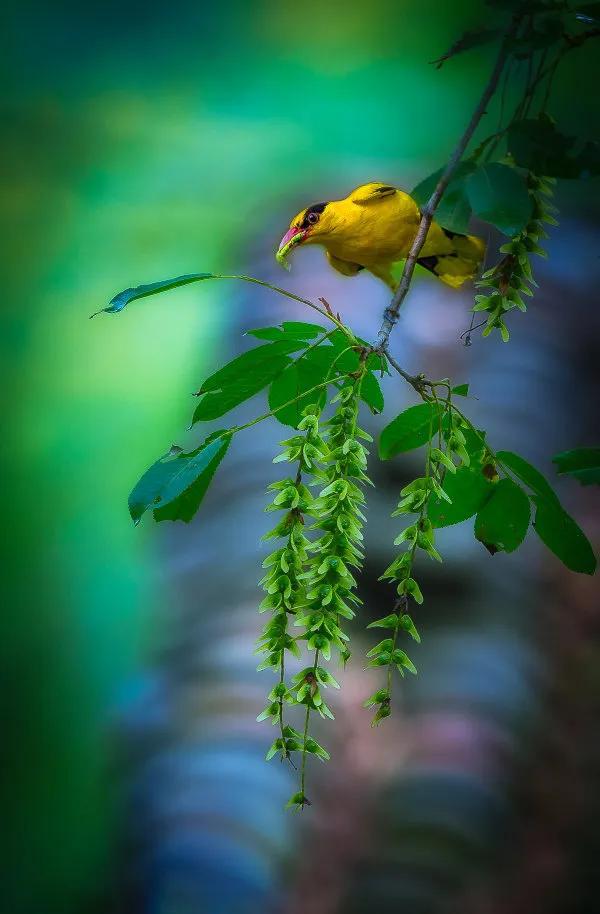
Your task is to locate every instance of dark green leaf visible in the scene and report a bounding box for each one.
[93,273,331,319]
[247,321,327,341]
[533,496,596,574]
[280,321,326,339]
[91,273,215,317]
[268,354,330,427]
[431,27,500,68]
[246,327,285,340]
[552,447,600,486]
[496,450,559,503]
[193,367,286,421]
[327,329,362,363]
[466,163,532,236]
[412,162,477,233]
[361,371,385,414]
[193,343,298,423]
[129,435,230,524]
[429,467,495,528]
[379,403,442,460]
[508,117,600,179]
[326,330,387,374]
[474,478,531,553]
[199,341,301,394]
[452,383,470,397]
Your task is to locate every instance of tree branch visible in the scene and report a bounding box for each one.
[375,15,521,351]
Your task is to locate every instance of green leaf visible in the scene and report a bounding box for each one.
[129,435,231,524]
[466,163,532,236]
[412,162,477,234]
[199,341,301,394]
[367,613,399,630]
[533,497,596,575]
[431,27,501,68]
[361,371,384,414]
[508,117,600,179]
[270,336,383,422]
[246,327,286,341]
[452,383,469,397]
[429,466,495,528]
[268,354,329,427]
[90,273,215,317]
[247,321,327,342]
[474,478,531,553]
[286,791,309,809]
[552,447,600,487]
[280,321,326,339]
[93,273,333,319]
[496,450,559,504]
[193,341,302,423]
[379,403,442,460]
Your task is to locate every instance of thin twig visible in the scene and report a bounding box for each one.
[375,14,522,351]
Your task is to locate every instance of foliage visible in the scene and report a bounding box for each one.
[94,1,598,808]
[552,447,600,486]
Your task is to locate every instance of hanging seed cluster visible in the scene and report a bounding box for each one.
[258,374,374,807]
[365,402,472,725]
[473,174,557,341]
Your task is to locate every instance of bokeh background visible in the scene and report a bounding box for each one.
[3,1,600,912]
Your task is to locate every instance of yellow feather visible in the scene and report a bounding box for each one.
[281,182,485,291]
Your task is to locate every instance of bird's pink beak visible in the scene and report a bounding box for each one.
[276,226,307,268]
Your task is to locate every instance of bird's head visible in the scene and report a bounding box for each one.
[276,200,333,268]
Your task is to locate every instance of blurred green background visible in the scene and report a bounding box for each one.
[2,1,599,912]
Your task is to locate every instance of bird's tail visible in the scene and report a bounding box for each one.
[417,231,486,289]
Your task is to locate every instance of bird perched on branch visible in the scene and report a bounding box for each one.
[276,182,485,291]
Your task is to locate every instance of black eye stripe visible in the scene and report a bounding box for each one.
[300,201,329,229]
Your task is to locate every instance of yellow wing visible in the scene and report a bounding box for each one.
[348,182,398,205]
[325,251,364,277]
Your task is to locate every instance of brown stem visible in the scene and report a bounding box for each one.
[376,16,521,351]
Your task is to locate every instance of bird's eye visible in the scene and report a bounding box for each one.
[307,212,319,224]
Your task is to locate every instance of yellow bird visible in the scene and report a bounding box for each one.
[276,181,485,291]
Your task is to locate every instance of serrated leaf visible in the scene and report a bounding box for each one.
[496,450,559,503]
[552,447,600,487]
[429,466,495,528]
[129,435,231,524]
[474,478,530,553]
[533,496,596,575]
[466,163,532,236]
[379,403,442,460]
